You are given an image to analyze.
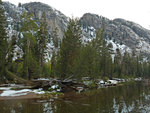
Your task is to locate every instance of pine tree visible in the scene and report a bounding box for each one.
[114,48,122,77]
[121,51,131,76]
[73,25,114,79]
[135,55,142,77]
[93,26,113,78]
[73,44,95,79]
[36,13,48,70]
[50,50,56,77]
[91,28,104,78]
[92,25,113,78]
[52,27,60,49]
[7,17,18,66]
[7,35,16,64]
[55,18,82,80]
[20,13,40,79]
[0,0,8,81]
[100,39,112,77]
[50,27,59,77]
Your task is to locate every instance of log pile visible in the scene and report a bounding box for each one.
[61,80,88,93]
[30,79,88,93]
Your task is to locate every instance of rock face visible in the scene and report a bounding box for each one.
[22,2,68,39]
[3,2,68,39]
[80,13,150,58]
[3,2,150,58]
[3,2,69,60]
[2,2,25,19]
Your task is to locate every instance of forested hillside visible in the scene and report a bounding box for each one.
[0,1,150,83]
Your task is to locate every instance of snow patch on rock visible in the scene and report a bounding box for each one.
[107,40,131,54]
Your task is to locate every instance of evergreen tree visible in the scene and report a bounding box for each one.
[135,55,142,77]
[91,28,104,78]
[7,17,18,67]
[93,26,113,78]
[50,50,56,77]
[7,35,16,65]
[20,13,40,79]
[52,27,60,48]
[100,38,112,77]
[73,44,95,79]
[114,48,122,77]
[55,18,82,80]
[50,27,60,77]
[73,26,113,79]
[36,13,48,70]
[0,0,8,81]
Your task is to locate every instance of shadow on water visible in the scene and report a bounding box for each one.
[1,81,150,113]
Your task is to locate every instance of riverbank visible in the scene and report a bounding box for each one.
[0,77,143,100]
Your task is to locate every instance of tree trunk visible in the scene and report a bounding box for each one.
[6,67,32,85]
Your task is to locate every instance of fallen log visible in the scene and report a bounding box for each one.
[30,79,88,93]
[5,67,32,85]
[29,78,60,90]
[30,80,50,90]
[60,80,88,93]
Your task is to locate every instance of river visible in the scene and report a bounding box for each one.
[0,81,150,113]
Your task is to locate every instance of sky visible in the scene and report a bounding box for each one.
[4,0,150,29]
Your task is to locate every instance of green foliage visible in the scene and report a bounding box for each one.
[50,51,56,77]
[20,12,41,79]
[73,26,113,79]
[103,76,109,82]
[42,62,51,77]
[52,27,60,48]
[73,44,95,79]
[16,62,23,76]
[23,51,41,79]
[36,13,48,69]
[50,27,60,77]
[0,0,8,81]
[55,18,82,80]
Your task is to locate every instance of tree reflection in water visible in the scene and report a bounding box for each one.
[0,81,150,113]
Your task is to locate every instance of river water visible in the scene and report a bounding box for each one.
[0,81,150,113]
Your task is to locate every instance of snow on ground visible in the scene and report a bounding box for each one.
[51,85,59,89]
[0,89,31,97]
[0,87,45,97]
[0,87,12,90]
[136,40,150,53]
[107,80,118,85]
[107,40,131,54]
[31,88,45,95]
[37,78,50,81]
[82,25,132,55]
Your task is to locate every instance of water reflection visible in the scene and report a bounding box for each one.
[1,81,150,113]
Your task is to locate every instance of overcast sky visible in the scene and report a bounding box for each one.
[4,0,150,29]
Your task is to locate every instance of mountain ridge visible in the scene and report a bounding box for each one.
[3,1,150,59]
